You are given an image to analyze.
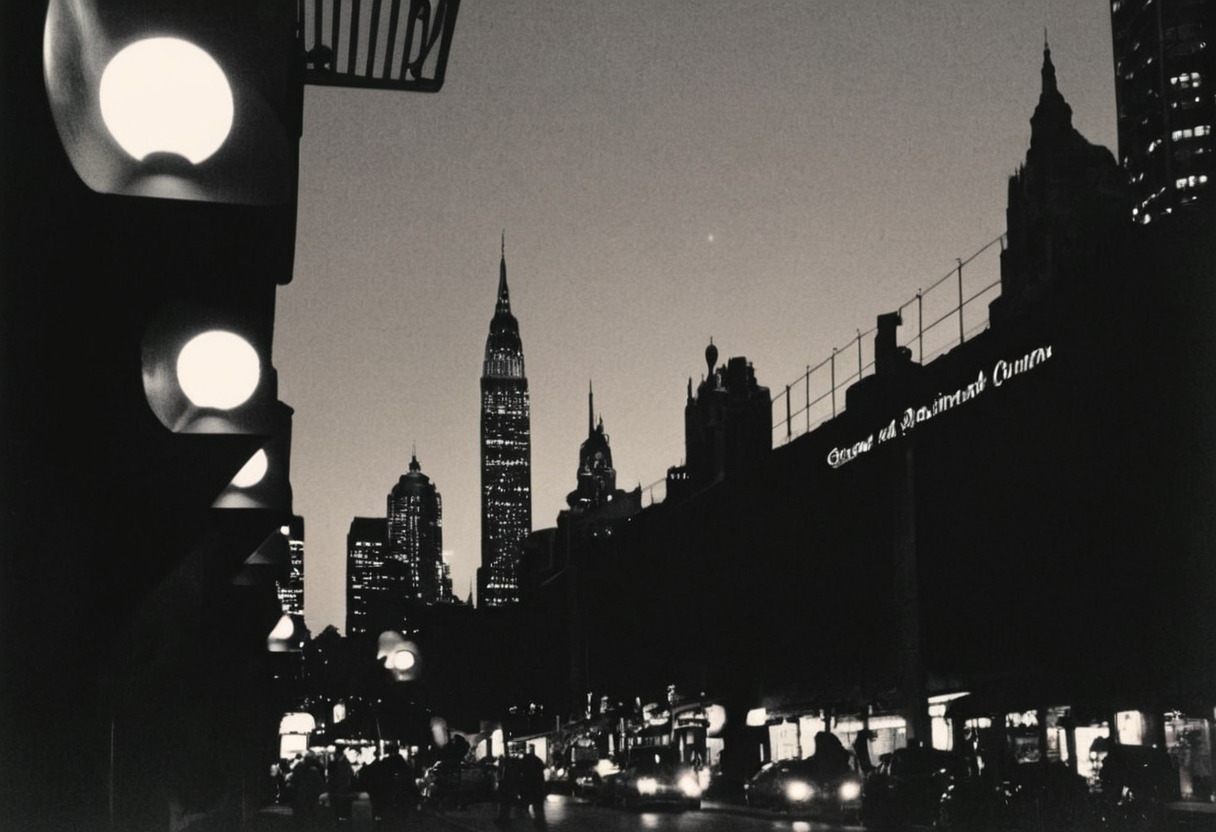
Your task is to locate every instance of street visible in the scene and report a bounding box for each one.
[251,796,865,832]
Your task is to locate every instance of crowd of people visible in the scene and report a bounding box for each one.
[271,743,421,828]
[269,741,550,829]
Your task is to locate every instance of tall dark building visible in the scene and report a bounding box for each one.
[1111,0,1216,223]
[665,341,772,502]
[477,238,532,607]
[991,42,1127,325]
[277,514,305,615]
[346,516,390,636]
[388,453,447,605]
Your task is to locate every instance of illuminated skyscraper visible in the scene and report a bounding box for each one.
[346,516,389,636]
[277,515,305,615]
[477,237,532,607]
[1111,0,1216,223]
[388,453,446,605]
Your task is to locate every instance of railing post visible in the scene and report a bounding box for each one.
[957,257,965,346]
[831,348,837,417]
[856,330,863,381]
[805,366,810,433]
[917,291,924,364]
[786,384,792,441]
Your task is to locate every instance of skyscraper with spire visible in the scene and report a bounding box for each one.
[477,236,532,607]
[990,40,1126,324]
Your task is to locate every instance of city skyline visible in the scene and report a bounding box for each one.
[278,0,1119,632]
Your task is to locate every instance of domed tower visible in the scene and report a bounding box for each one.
[667,339,772,502]
[478,235,532,607]
[387,453,445,605]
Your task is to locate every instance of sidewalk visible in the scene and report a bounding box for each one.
[246,795,813,831]
[1169,801,1216,831]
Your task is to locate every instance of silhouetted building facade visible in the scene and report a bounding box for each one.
[517,386,642,710]
[665,341,772,502]
[388,454,447,605]
[478,239,532,607]
[496,46,1216,800]
[277,514,305,615]
[1112,0,1216,223]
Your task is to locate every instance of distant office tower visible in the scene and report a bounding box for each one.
[1111,0,1216,223]
[346,516,389,636]
[478,238,532,607]
[277,515,305,615]
[666,341,771,503]
[388,454,446,605]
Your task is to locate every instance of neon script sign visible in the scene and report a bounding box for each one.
[826,345,1054,469]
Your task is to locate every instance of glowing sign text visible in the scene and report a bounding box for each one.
[826,345,1053,469]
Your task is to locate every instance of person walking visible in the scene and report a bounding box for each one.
[518,746,547,830]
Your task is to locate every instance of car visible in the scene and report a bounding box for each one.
[569,759,611,801]
[604,747,702,811]
[744,758,864,820]
[862,745,973,829]
[419,759,496,809]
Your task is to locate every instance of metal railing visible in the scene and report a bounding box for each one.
[299,0,460,92]
[638,233,1006,507]
[771,234,1005,446]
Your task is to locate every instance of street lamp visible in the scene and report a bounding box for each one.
[43,0,299,204]
[377,631,422,682]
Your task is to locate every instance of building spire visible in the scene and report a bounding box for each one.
[1030,32,1072,142]
[1041,33,1058,97]
[496,233,511,314]
[588,380,595,436]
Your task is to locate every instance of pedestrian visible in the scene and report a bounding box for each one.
[327,746,355,822]
[495,753,522,826]
[518,745,547,830]
[291,753,325,831]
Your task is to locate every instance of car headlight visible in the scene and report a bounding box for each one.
[678,775,702,798]
[786,780,814,802]
[637,777,659,795]
[839,779,862,801]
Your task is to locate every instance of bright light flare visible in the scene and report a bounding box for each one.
[785,780,813,802]
[230,449,268,488]
[268,614,294,641]
[391,649,416,671]
[839,779,862,801]
[636,777,659,795]
[678,775,701,798]
[176,330,260,409]
[99,37,234,164]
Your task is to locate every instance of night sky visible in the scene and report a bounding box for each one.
[278,0,1118,633]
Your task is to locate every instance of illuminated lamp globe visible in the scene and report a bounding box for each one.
[99,37,234,164]
[392,649,416,672]
[176,330,260,409]
[268,614,295,641]
[231,449,268,488]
